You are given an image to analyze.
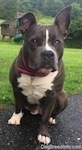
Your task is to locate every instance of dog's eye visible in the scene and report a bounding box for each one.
[55,40,60,44]
[31,38,42,46]
[31,39,37,44]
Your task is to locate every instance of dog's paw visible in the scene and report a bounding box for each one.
[49,117,56,125]
[8,112,23,125]
[37,134,51,145]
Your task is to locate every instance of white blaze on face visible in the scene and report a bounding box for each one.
[45,29,53,51]
[45,29,58,64]
[46,29,49,44]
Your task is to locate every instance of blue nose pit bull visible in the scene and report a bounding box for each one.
[8,6,72,145]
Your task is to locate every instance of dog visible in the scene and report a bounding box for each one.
[8,6,72,145]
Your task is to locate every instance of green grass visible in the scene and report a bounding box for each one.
[63,48,82,93]
[0,42,82,107]
[0,19,4,24]
[0,42,21,107]
[63,49,82,93]
[37,15,54,24]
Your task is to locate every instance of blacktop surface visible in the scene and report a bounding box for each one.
[0,94,82,150]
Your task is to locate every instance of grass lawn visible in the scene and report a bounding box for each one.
[0,19,4,24]
[0,41,82,107]
[37,15,54,24]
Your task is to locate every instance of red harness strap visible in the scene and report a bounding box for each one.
[18,55,49,77]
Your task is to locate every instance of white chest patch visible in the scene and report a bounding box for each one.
[17,71,58,104]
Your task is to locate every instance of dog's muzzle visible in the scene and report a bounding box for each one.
[41,51,54,61]
[41,51,58,71]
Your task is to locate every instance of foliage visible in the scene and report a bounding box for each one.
[69,17,82,38]
[0,0,82,19]
[42,0,64,17]
[68,3,82,38]
[65,38,82,48]
[62,0,82,6]
[0,0,18,19]
[0,0,82,41]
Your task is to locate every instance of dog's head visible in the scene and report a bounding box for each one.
[18,6,71,73]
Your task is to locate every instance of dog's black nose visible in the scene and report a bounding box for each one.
[42,51,54,60]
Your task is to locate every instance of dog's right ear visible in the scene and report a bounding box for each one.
[17,12,36,34]
[54,6,72,37]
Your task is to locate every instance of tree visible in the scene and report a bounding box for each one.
[43,0,64,17]
[0,0,18,19]
[69,3,82,38]
[71,3,82,19]
[18,0,31,12]
[62,0,82,6]
[18,0,44,13]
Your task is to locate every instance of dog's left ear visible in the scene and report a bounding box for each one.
[17,12,36,34]
[55,6,72,36]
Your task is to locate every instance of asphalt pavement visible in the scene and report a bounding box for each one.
[0,94,82,150]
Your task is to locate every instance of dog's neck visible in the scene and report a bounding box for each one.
[18,55,50,77]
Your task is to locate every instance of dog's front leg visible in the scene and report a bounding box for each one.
[8,88,23,125]
[37,92,57,145]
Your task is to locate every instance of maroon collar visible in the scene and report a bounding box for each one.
[18,55,50,77]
